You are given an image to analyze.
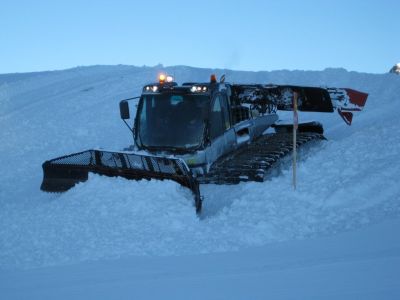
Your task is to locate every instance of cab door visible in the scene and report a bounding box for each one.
[207,92,236,162]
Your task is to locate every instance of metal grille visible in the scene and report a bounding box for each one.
[46,150,188,176]
[41,149,202,213]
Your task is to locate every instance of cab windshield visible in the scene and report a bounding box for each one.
[137,94,210,150]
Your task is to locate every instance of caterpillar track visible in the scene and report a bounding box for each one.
[198,132,324,185]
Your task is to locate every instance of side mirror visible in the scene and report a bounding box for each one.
[119,100,130,119]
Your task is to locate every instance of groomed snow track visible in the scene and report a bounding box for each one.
[199,131,324,184]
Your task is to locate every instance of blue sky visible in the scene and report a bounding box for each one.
[0,0,398,74]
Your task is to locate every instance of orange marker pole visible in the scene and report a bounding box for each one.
[293,91,298,190]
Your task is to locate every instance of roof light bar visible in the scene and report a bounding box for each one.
[191,85,208,93]
[144,85,159,92]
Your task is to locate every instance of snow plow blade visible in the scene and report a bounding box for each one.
[41,150,202,213]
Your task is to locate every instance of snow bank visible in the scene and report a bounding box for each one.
[0,66,399,269]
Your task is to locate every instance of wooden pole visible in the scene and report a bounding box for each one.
[293,91,298,190]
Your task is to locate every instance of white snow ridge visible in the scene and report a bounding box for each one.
[390,63,400,74]
[0,65,399,299]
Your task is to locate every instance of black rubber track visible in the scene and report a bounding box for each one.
[198,132,324,184]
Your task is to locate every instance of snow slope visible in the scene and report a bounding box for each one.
[0,65,399,299]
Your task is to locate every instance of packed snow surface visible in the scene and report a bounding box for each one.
[3,218,399,300]
[0,66,399,276]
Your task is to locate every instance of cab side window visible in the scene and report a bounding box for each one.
[210,95,225,140]
[220,94,231,130]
